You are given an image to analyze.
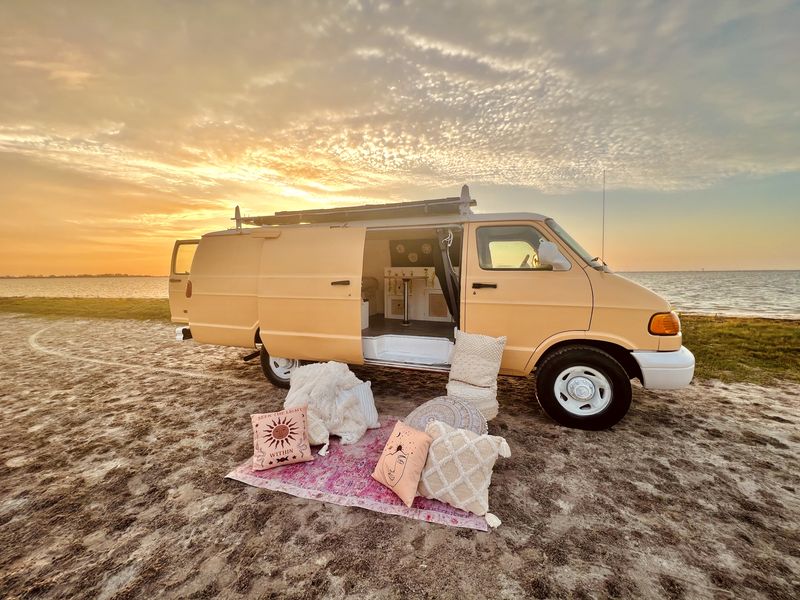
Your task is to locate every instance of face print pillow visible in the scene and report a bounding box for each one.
[372,421,432,507]
[251,406,313,470]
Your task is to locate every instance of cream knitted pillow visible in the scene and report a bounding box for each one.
[445,379,498,421]
[418,421,510,527]
[448,330,506,389]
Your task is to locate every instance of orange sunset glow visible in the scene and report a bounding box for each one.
[1,2,799,275]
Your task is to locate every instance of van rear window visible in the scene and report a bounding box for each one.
[172,243,197,275]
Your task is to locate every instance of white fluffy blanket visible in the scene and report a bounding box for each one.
[283,361,367,449]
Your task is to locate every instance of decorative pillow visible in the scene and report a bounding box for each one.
[446,379,499,421]
[405,396,488,435]
[418,421,510,527]
[350,380,380,429]
[448,330,506,389]
[251,406,313,470]
[371,421,432,507]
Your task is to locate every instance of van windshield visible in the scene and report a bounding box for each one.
[546,219,603,268]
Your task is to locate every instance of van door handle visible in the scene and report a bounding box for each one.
[331,280,350,286]
[472,282,497,289]
[169,278,182,283]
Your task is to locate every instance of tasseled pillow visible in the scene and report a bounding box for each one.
[417,420,510,528]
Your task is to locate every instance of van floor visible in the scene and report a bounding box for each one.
[362,314,455,341]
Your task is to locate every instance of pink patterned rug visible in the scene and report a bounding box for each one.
[226,417,488,531]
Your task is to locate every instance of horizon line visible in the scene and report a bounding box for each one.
[2,268,799,278]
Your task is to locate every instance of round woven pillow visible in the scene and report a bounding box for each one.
[405,396,488,435]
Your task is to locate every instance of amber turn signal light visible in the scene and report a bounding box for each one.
[649,311,680,335]
[185,280,193,298]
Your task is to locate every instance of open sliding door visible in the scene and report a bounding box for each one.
[258,226,366,364]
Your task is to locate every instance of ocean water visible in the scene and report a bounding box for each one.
[0,276,169,299]
[1,271,798,319]
[622,270,800,320]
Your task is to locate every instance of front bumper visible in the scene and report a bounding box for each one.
[632,346,695,390]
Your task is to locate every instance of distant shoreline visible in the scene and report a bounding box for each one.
[0,274,163,279]
[1,269,798,278]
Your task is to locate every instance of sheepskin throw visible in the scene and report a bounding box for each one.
[306,411,330,453]
[284,361,368,447]
[446,331,506,420]
[251,406,313,470]
[418,420,510,527]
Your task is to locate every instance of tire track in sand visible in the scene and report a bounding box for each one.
[28,323,255,385]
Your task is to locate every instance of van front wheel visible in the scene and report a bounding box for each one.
[535,346,631,430]
[259,347,298,389]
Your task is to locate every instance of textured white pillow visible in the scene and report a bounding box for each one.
[346,380,379,429]
[418,420,510,527]
[445,379,498,421]
[448,330,506,389]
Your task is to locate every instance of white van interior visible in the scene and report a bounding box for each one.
[360,226,463,369]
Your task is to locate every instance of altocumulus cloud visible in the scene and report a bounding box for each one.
[0,0,798,204]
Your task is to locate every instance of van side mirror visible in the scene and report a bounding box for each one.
[538,241,571,271]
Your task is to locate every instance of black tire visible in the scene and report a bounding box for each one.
[535,345,632,430]
[259,347,297,389]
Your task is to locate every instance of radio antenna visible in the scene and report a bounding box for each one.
[601,169,606,265]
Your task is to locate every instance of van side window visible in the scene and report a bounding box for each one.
[476,226,551,270]
[172,243,197,275]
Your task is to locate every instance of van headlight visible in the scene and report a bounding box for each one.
[649,311,681,336]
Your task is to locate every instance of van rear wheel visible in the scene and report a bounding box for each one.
[259,347,298,389]
[535,345,631,430]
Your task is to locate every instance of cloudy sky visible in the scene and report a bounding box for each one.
[1,0,798,275]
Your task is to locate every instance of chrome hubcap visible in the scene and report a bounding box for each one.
[567,376,595,401]
[554,366,612,416]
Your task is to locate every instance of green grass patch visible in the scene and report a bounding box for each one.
[681,314,800,384]
[1,298,798,384]
[0,297,171,321]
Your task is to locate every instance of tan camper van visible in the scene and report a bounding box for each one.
[169,186,694,430]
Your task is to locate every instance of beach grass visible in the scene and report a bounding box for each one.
[0,297,171,321]
[1,297,797,384]
[680,314,799,384]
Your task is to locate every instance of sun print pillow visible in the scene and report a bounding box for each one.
[251,406,313,470]
[371,421,432,507]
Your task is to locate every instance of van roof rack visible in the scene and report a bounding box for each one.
[237,185,476,226]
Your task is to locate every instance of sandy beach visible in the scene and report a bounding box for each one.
[1,313,798,599]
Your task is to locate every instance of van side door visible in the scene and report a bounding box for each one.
[258,226,367,364]
[461,221,592,375]
[169,239,199,324]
